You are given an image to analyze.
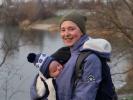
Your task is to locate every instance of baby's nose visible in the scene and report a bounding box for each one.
[57,65,63,70]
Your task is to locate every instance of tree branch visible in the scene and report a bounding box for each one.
[112,67,133,76]
[122,0,133,16]
[0,49,9,67]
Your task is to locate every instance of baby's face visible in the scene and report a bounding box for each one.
[49,60,63,78]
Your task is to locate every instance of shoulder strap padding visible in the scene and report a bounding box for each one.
[74,51,92,86]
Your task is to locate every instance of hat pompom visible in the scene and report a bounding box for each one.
[27,53,36,63]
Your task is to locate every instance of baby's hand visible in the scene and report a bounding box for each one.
[49,61,63,78]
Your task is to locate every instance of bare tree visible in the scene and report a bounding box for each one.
[122,0,133,16]
[0,41,10,67]
[2,0,12,7]
[88,0,133,43]
[0,24,33,100]
[0,64,24,100]
[107,0,133,43]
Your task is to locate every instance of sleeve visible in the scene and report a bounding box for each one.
[72,54,102,100]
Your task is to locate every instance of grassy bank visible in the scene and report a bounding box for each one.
[34,16,62,25]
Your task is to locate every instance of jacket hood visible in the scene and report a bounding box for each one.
[82,37,112,59]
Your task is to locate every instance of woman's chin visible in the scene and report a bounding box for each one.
[64,42,73,47]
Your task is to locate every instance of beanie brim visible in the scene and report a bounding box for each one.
[60,11,87,34]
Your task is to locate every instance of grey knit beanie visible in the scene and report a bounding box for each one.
[60,11,87,34]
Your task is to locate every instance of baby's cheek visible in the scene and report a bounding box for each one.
[51,67,58,73]
[49,66,56,73]
[58,65,63,71]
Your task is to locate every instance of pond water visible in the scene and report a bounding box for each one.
[0,26,132,100]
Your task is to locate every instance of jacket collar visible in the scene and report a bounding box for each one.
[70,34,89,53]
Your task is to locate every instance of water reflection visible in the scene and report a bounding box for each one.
[20,29,45,50]
[0,26,63,100]
[2,26,20,54]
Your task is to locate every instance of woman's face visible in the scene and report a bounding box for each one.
[60,21,82,47]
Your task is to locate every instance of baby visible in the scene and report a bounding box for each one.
[27,47,70,100]
[27,46,70,77]
[27,53,64,78]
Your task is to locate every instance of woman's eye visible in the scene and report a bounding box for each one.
[60,29,65,32]
[68,27,74,31]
